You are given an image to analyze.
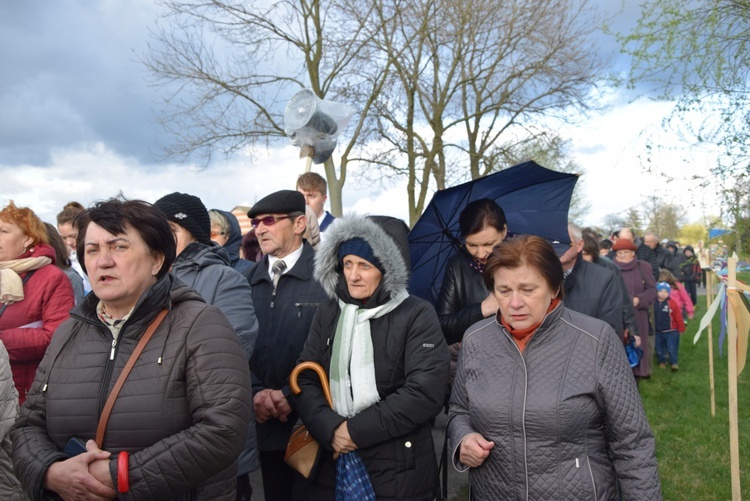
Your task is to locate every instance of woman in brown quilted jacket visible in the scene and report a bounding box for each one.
[11,197,252,501]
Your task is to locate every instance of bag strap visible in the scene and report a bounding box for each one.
[95,309,168,447]
[0,270,36,320]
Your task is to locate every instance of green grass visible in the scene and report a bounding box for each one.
[640,285,750,499]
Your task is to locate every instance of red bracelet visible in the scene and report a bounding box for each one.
[117,451,129,493]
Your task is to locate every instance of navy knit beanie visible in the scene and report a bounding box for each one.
[338,238,385,274]
[154,192,211,245]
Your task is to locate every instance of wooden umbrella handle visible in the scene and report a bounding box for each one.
[289,361,332,408]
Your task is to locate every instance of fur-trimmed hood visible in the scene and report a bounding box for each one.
[314,215,411,300]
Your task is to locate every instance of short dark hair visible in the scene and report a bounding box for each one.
[75,197,175,278]
[458,199,507,239]
[599,239,613,251]
[483,235,564,299]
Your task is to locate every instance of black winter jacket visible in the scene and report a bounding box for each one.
[636,242,660,281]
[294,215,450,501]
[435,249,490,344]
[11,275,253,500]
[563,256,623,336]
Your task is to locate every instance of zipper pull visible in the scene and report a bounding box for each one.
[575,458,580,468]
[42,383,48,393]
[110,339,117,360]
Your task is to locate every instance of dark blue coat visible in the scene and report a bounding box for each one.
[249,242,327,451]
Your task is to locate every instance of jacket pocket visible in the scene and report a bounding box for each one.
[565,455,598,500]
[294,302,320,319]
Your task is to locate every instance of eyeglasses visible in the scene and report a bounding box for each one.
[250,215,291,228]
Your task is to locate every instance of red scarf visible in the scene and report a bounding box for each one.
[499,297,561,352]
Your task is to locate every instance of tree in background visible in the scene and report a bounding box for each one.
[144,0,392,216]
[621,207,645,238]
[678,223,707,247]
[643,197,686,241]
[602,197,687,241]
[362,0,606,224]
[602,213,626,238]
[621,0,750,212]
[721,180,750,254]
[146,0,607,225]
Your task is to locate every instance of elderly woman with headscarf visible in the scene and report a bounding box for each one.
[11,197,252,500]
[0,201,74,404]
[292,215,449,500]
[448,235,661,500]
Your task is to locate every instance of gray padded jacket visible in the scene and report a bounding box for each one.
[0,341,25,500]
[448,304,661,500]
[11,274,253,500]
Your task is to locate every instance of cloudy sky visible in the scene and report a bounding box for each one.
[0,1,721,230]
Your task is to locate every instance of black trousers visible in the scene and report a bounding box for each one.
[259,450,311,501]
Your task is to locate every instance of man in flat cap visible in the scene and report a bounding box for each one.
[246,190,326,500]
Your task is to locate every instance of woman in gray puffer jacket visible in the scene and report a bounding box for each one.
[448,235,661,500]
[11,198,252,501]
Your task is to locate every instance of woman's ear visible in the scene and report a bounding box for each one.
[152,253,165,276]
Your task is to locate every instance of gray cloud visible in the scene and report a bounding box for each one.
[0,0,167,166]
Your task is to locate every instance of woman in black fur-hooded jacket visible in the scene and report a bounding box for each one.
[292,215,449,501]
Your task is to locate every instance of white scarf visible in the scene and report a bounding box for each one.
[330,290,409,418]
[0,256,51,305]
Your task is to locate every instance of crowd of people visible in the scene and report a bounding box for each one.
[0,170,693,500]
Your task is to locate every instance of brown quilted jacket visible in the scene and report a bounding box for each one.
[11,275,252,500]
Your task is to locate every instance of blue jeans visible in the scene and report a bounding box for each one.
[656,330,680,365]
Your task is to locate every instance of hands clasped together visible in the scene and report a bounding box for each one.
[43,440,116,501]
[253,388,292,423]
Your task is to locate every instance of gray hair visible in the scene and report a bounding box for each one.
[208,210,230,235]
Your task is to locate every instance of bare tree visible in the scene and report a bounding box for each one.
[145,0,606,225]
[143,0,391,215]
[355,0,606,224]
[643,198,687,241]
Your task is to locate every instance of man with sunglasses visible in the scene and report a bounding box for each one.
[246,190,326,501]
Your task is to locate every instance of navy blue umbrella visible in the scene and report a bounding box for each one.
[408,160,578,305]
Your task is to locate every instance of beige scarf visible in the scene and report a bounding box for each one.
[0,256,51,305]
